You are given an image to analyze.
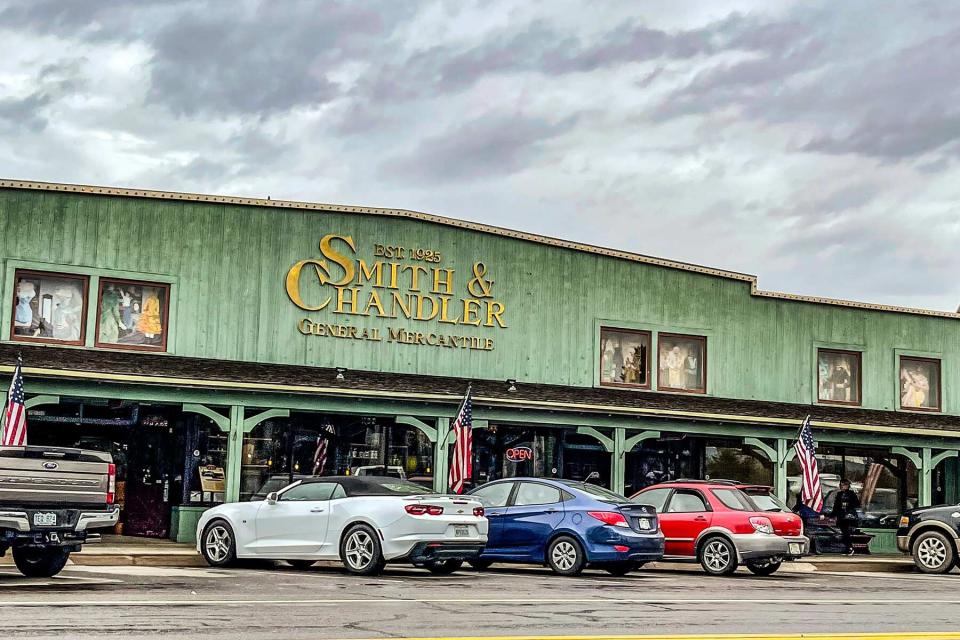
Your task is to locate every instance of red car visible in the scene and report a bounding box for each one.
[629,480,809,576]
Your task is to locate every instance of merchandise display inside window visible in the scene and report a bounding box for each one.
[240,415,436,501]
[11,269,88,344]
[471,425,611,490]
[786,446,917,528]
[599,328,650,388]
[183,417,228,505]
[899,356,941,411]
[657,333,706,392]
[96,278,170,351]
[704,440,773,486]
[817,349,861,405]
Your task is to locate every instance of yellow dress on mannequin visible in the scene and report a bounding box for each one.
[137,293,163,338]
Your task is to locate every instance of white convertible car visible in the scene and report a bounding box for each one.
[196,476,488,575]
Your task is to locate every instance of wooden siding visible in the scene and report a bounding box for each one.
[1,188,958,414]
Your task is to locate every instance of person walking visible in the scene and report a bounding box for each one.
[830,479,861,555]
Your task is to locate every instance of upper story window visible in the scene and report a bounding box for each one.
[657,333,706,393]
[95,279,170,351]
[817,349,862,406]
[600,327,650,389]
[10,269,88,346]
[900,356,941,412]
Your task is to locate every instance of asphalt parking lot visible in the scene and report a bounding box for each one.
[0,561,958,639]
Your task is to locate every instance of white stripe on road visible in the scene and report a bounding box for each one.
[2,597,960,607]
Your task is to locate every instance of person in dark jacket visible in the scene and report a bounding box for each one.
[830,479,861,555]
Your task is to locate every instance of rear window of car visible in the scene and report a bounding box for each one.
[379,482,434,495]
[711,488,755,511]
[632,487,671,511]
[746,492,789,512]
[559,481,628,503]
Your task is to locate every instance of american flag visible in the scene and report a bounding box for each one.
[312,423,335,475]
[2,359,27,447]
[794,415,823,512]
[448,386,473,494]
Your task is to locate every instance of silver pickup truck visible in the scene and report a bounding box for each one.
[0,445,119,577]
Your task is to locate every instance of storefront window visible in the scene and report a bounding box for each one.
[184,416,228,505]
[704,440,773,486]
[786,446,917,528]
[472,425,611,489]
[657,334,706,393]
[240,415,435,500]
[899,356,941,412]
[817,349,861,405]
[96,278,170,351]
[625,437,702,496]
[599,328,650,389]
[10,269,88,345]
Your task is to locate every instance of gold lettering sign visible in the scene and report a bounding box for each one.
[286,234,507,350]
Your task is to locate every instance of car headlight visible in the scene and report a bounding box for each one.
[749,516,774,534]
[898,515,910,528]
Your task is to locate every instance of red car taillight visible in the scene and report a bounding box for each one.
[473,506,485,517]
[749,516,774,534]
[106,463,116,505]
[405,504,444,516]
[587,511,629,527]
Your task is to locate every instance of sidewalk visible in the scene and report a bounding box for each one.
[0,535,206,567]
[1,536,920,572]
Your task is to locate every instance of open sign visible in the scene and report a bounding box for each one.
[506,446,533,462]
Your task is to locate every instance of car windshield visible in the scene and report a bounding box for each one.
[560,481,628,503]
[746,491,790,512]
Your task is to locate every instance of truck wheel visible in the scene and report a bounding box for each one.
[13,547,70,578]
[912,531,955,574]
[201,519,237,567]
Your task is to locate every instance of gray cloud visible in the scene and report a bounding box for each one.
[1,0,959,311]
[379,112,578,184]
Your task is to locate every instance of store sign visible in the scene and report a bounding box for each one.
[506,446,533,463]
[286,234,508,351]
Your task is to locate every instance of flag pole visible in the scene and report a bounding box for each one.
[0,355,19,435]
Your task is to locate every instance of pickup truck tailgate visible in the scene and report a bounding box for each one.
[0,446,112,507]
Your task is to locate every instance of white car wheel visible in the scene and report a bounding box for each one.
[201,521,236,567]
[340,524,385,576]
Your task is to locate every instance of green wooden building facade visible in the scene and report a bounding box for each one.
[1,179,959,549]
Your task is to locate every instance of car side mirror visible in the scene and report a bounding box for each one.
[266,492,279,505]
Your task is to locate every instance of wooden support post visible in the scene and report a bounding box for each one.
[434,417,451,493]
[225,406,245,504]
[611,428,626,495]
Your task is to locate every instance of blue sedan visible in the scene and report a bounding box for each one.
[467,477,664,576]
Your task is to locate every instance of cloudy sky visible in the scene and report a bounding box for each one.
[2,0,959,311]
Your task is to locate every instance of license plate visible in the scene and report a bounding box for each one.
[33,512,56,527]
[789,543,802,554]
[454,525,470,538]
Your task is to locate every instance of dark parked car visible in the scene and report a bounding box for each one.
[897,504,960,573]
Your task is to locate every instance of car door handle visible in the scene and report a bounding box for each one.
[310,508,325,513]
[544,509,560,514]
[487,512,504,517]
[694,516,707,521]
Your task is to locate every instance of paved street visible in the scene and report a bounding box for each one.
[0,562,958,639]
